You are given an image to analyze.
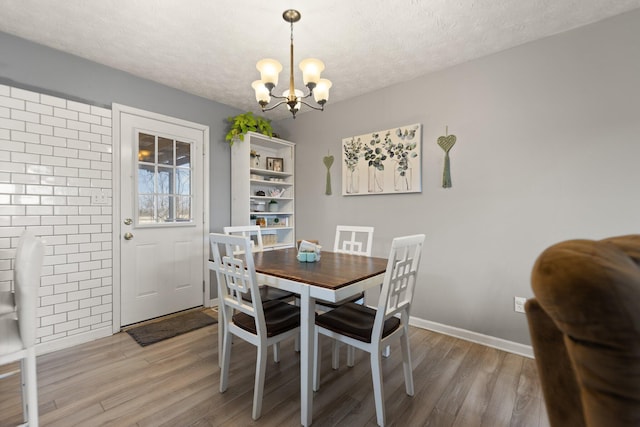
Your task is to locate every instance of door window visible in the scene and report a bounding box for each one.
[137,132,193,225]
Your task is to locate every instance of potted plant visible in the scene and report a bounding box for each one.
[268,200,279,212]
[225,112,274,145]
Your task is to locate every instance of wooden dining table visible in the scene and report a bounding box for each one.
[251,248,388,426]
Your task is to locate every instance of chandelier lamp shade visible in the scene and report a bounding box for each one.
[251,9,332,119]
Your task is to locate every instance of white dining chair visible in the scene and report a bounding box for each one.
[222,225,299,359]
[333,225,374,256]
[223,225,296,303]
[210,233,300,420]
[0,229,45,427]
[313,234,425,427]
[320,225,375,368]
[223,225,264,253]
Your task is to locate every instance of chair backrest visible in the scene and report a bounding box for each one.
[373,234,425,340]
[14,229,45,347]
[333,225,374,256]
[223,225,264,254]
[209,233,266,336]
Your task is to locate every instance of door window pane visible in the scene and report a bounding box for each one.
[176,196,191,221]
[157,195,173,222]
[157,166,173,194]
[176,169,190,195]
[138,133,155,163]
[158,137,174,165]
[176,141,191,168]
[138,164,155,194]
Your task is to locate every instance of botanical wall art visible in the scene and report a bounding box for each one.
[341,123,422,195]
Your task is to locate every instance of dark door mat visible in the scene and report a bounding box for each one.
[126,310,217,347]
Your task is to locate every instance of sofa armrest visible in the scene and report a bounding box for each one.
[526,298,585,427]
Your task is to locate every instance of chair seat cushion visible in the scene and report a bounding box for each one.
[316,292,365,310]
[233,300,300,337]
[315,302,400,343]
[240,286,296,303]
[0,317,23,356]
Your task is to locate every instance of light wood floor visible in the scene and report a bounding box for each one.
[1,311,550,427]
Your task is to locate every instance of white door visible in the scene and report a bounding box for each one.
[115,106,208,326]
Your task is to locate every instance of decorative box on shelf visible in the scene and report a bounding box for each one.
[263,234,278,246]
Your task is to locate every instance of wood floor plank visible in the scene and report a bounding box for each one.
[0,319,550,427]
[394,336,472,425]
[451,347,505,427]
[480,352,524,427]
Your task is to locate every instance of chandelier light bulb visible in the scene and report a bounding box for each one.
[283,89,304,112]
[299,58,325,86]
[251,80,270,105]
[313,79,332,104]
[256,59,282,88]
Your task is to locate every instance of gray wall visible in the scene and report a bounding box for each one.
[0,32,240,235]
[276,9,640,345]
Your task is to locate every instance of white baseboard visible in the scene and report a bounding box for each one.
[34,309,533,360]
[36,326,112,356]
[410,317,534,359]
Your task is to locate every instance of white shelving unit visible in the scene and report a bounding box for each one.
[231,131,295,250]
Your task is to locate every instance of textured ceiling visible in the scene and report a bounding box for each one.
[1,0,640,119]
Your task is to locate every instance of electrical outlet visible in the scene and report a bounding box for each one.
[514,296,527,313]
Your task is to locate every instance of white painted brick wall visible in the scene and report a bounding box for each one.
[0,84,112,345]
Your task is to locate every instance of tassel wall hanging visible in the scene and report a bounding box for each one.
[323,152,334,195]
[437,126,456,188]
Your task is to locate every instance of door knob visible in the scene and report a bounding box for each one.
[124,232,134,240]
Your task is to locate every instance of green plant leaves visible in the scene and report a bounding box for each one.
[225,112,273,145]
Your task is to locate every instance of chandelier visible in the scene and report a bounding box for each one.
[251,9,332,119]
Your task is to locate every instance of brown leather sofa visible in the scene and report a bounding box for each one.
[526,235,640,427]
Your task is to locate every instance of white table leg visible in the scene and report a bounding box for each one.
[300,286,315,426]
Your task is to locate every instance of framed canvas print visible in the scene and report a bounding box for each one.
[342,123,422,195]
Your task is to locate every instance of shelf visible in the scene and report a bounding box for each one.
[267,242,296,250]
[250,196,293,201]
[250,179,292,186]
[250,168,292,178]
[251,211,293,216]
